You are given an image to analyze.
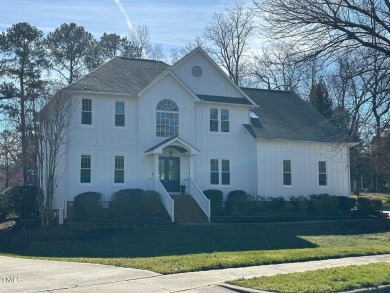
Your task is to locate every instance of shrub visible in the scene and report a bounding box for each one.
[356,197,371,215]
[356,197,382,215]
[73,192,102,222]
[0,186,38,220]
[289,195,306,211]
[111,188,144,220]
[337,196,352,214]
[203,189,223,214]
[268,196,285,211]
[312,195,339,215]
[225,190,249,215]
[247,195,268,214]
[370,197,383,215]
[143,190,170,219]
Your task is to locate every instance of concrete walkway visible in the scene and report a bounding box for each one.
[1,254,390,292]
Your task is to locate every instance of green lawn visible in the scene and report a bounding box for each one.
[1,219,390,274]
[229,262,390,293]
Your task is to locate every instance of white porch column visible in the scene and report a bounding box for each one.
[153,154,160,187]
[189,156,194,193]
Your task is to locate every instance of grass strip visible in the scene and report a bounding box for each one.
[6,245,390,274]
[228,262,390,293]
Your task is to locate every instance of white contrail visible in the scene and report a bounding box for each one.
[114,0,140,41]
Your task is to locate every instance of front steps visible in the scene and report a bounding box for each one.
[171,194,208,223]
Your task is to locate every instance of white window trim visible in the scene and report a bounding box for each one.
[113,100,127,129]
[210,158,231,187]
[208,108,230,134]
[80,97,94,128]
[79,153,93,186]
[156,108,179,138]
[112,154,126,185]
[282,159,293,188]
[318,160,328,187]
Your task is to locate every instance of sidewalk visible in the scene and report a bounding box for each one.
[1,254,390,292]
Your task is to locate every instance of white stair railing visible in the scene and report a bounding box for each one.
[155,179,174,222]
[189,179,211,223]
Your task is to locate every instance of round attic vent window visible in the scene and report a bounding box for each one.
[192,66,202,78]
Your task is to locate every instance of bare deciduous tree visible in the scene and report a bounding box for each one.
[36,91,75,226]
[170,37,207,64]
[204,3,255,85]
[251,42,306,94]
[254,0,390,58]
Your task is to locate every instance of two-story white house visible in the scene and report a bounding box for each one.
[52,47,352,224]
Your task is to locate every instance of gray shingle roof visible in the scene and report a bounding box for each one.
[241,88,350,143]
[65,57,170,95]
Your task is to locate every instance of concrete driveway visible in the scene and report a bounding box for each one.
[2,254,390,292]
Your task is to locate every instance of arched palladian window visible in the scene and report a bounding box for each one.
[156,99,179,137]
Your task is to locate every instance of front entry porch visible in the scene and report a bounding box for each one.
[145,137,210,223]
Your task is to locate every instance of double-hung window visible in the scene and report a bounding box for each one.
[209,108,229,132]
[210,109,219,132]
[210,159,219,185]
[80,155,91,183]
[114,156,124,183]
[283,160,292,186]
[210,159,230,185]
[81,99,92,125]
[319,161,327,186]
[115,101,125,127]
[221,109,229,132]
[221,159,230,185]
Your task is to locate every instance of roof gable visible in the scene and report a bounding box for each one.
[65,57,169,96]
[137,70,200,101]
[171,47,255,105]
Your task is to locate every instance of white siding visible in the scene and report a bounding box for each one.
[193,102,256,199]
[256,140,351,198]
[172,51,244,98]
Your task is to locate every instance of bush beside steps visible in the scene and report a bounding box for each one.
[70,189,170,223]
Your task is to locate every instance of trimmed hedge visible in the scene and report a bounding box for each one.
[110,189,169,221]
[111,188,144,220]
[210,191,373,218]
[73,192,102,222]
[225,190,249,215]
[203,189,223,215]
[0,186,38,220]
[143,190,169,219]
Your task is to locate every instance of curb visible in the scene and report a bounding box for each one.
[219,284,390,293]
[342,285,390,293]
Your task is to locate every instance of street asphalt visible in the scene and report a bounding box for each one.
[1,254,390,292]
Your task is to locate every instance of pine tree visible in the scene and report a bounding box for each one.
[308,80,333,118]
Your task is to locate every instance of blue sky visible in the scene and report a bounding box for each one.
[0,0,238,53]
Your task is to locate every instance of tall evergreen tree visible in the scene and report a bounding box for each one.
[308,80,333,118]
[0,22,46,185]
[46,23,94,84]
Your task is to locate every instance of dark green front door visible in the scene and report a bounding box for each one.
[159,157,180,192]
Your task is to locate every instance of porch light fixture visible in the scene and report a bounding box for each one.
[169,150,173,157]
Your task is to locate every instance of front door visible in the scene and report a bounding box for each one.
[159,157,180,192]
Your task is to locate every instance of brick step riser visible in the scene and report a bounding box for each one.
[171,195,208,223]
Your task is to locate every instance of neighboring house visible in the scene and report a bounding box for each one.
[52,47,353,224]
